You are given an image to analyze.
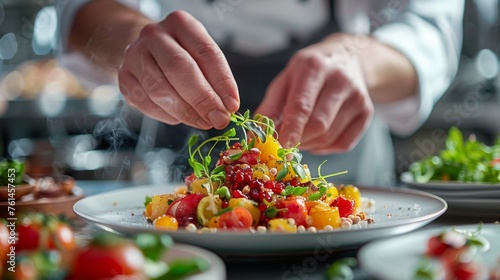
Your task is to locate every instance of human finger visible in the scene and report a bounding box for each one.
[126,51,212,129]
[164,10,239,113]
[255,71,289,129]
[118,71,182,125]
[299,72,349,145]
[308,112,370,154]
[277,52,327,148]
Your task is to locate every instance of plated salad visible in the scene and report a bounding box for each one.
[144,111,373,233]
[0,213,208,280]
[410,127,500,184]
[414,225,499,280]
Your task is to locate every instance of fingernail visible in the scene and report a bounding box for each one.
[208,110,230,128]
[225,96,240,112]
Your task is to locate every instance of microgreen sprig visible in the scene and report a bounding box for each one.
[312,160,348,186]
[187,110,277,193]
[230,110,276,146]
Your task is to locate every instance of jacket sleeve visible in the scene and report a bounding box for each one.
[336,0,464,136]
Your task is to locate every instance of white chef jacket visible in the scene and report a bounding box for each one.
[56,0,464,186]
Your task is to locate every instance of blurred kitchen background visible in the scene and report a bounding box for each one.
[0,0,499,184]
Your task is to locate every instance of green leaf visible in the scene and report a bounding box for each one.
[277,148,286,159]
[326,257,357,280]
[192,162,205,177]
[154,258,210,280]
[281,186,307,196]
[229,152,242,160]
[248,123,266,143]
[291,162,307,179]
[211,165,225,176]
[446,127,464,153]
[135,233,173,262]
[308,186,326,201]
[0,158,25,185]
[188,135,198,147]
[248,137,256,150]
[264,206,279,218]
[292,186,308,196]
[214,186,231,199]
[275,164,289,181]
[230,115,238,123]
[243,109,250,119]
[203,155,211,167]
[223,128,236,137]
[308,192,322,201]
[144,196,152,207]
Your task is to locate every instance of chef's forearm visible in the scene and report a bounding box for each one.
[359,37,418,103]
[328,34,418,103]
[68,0,151,71]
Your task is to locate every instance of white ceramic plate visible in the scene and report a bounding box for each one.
[400,171,500,191]
[359,223,500,280]
[74,185,447,255]
[166,243,225,280]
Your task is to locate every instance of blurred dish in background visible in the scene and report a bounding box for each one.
[0,59,87,101]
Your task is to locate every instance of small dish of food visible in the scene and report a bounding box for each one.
[0,158,35,201]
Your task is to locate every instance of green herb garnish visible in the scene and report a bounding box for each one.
[410,127,500,183]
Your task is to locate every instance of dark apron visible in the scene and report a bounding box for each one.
[154,2,395,186]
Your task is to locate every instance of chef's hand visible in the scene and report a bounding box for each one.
[118,11,239,130]
[256,34,374,154]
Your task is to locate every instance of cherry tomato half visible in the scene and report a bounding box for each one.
[67,234,145,279]
[218,207,253,229]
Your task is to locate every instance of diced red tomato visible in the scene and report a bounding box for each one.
[330,195,354,218]
[16,223,42,252]
[452,261,479,280]
[427,235,451,257]
[276,196,308,227]
[67,235,145,279]
[218,207,253,229]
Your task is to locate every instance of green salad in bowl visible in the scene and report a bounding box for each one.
[409,127,500,184]
[0,158,34,200]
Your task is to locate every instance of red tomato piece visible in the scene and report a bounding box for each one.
[330,195,354,218]
[452,261,479,280]
[218,207,253,229]
[427,235,451,257]
[67,238,145,279]
[276,196,308,227]
[16,223,42,252]
[49,222,75,251]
